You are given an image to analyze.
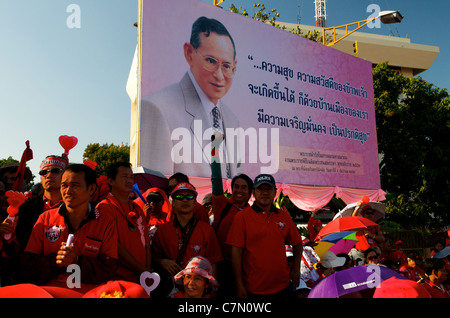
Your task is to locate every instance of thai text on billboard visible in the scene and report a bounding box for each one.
[138,0,380,189]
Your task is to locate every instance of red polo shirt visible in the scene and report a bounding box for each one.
[42,195,63,212]
[152,215,223,268]
[226,204,302,295]
[212,194,247,261]
[24,204,118,291]
[96,193,150,282]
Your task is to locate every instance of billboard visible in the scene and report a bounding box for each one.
[137,0,380,190]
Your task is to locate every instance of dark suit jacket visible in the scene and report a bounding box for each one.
[140,72,241,178]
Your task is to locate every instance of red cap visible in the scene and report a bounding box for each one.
[170,182,197,197]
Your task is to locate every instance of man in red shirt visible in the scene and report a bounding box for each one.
[152,182,222,297]
[422,258,450,298]
[15,155,68,251]
[399,252,426,282]
[0,155,68,286]
[96,162,151,283]
[210,135,253,297]
[167,173,209,223]
[226,174,303,298]
[17,163,118,293]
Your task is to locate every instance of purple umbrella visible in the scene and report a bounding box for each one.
[308,265,407,298]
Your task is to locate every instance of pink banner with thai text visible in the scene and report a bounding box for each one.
[138,0,380,190]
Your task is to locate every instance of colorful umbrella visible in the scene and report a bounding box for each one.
[314,231,359,259]
[315,216,378,241]
[321,231,358,243]
[308,265,408,298]
[334,201,386,222]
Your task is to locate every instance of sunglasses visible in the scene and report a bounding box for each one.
[147,197,163,203]
[39,168,63,176]
[367,255,379,261]
[173,194,196,201]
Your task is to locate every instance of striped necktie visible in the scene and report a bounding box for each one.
[211,106,231,178]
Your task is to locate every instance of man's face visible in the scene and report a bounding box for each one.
[252,184,276,208]
[171,190,196,215]
[60,171,93,211]
[231,178,250,206]
[436,267,447,283]
[40,165,64,192]
[109,166,134,195]
[185,32,236,105]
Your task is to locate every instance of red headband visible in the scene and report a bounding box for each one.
[40,156,68,171]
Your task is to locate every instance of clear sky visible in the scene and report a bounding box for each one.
[1,0,447,181]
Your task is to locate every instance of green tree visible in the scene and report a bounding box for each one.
[373,62,450,229]
[0,156,19,167]
[83,143,130,177]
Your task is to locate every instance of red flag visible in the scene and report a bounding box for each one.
[12,140,33,191]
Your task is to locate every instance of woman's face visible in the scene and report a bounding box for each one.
[183,273,209,298]
[366,252,379,265]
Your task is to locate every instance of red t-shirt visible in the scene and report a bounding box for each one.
[152,215,223,268]
[226,204,302,295]
[96,194,150,282]
[212,194,247,261]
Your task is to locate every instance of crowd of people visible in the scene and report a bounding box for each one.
[0,151,449,299]
[304,204,450,298]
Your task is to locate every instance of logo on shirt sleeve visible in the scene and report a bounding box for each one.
[276,222,286,230]
[191,244,201,254]
[45,225,62,242]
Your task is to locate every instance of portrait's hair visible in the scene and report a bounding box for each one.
[190,16,236,59]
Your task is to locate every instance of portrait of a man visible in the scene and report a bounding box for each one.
[140,16,241,178]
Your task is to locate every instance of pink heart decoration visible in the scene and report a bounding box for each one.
[6,191,27,217]
[139,271,160,296]
[59,135,78,155]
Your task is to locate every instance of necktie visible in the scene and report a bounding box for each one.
[211,106,231,178]
[211,106,221,131]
